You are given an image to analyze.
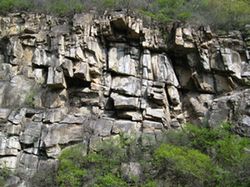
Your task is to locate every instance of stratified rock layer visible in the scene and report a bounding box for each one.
[0,12,249,186]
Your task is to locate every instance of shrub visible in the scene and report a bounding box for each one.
[160,123,250,186]
[140,0,192,23]
[190,0,250,29]
[0,0,31,13]
[56,137,130,187]
[57,144,87,187]
[154,144,218,186]
[0,0,249,30]
[94,173,128,187]
[55,123,250,187]
[45,0,84,15]
[0,164,11,186]
[25,89,36,107]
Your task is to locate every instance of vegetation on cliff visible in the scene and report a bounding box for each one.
[21,123,250,187]
[0,0,249,30]
[0,165,11,187]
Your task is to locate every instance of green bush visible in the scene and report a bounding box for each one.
[45,0,84,15]
[25,89,36,107]
[160,123,250,186]
[0,0,249,30]
[189,0,250,29]
[0,0,30,13]
[141,0,192,23]
[57,144,87,187]
[94,173,128,187]
[154,143,218,186]
[57,137,131,187]
[55,123,250,187]
[0,165,11,186]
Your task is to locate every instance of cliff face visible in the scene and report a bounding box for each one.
[0,12,249,185]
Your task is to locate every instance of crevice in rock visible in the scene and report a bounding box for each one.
[65,76,91,88]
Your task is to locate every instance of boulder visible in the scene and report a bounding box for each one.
[42,123,83,147]
[74,62,90,81]
[0,108,11,122]
[20,122,42,145]
[221,48,242,79]
[5,123,21,135]
[32,48,52,67]
[143,108,166,120]
[111,93,140,109]
[111,76,141,97]
[183,93,214,124]
[142,120,164,133]
[8,108,26,125]
[207,89,250,136]
[0,156,18,169]
[112,120,140,135]
[16,153,39,178]
[192,72,215,93]
[141,50,153,80]
[121,162,142,182]
[151,54,179,86]
[0,134,21,156]
[167,86,180,105]
[145,81,168,106]
[117,111,143,121]
[7,37,23,65]
[108,45,138,76]
[47,67,67,89]
[88,118,114,137]
[214,75,235,93]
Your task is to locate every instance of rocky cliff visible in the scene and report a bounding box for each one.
[0,12,249,186]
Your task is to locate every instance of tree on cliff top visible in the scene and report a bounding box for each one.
[0,0,249,30]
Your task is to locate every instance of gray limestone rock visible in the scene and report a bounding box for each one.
[108,45,138,76]
[117,111,143,121]
[74,62,90,81]
[47,67,67,89]
[167,86,181,105]
[111,93,140,110]
[0,134,21,156]
[183,93,214,124]
[207,89,250,136]
[32,48,48,67]
[0,108,11,122]
[5,123,21,135]
[214,75,235,93]
[141,50,154,80]
[0,156,18,169]
[16,153,39,179]
[142,120,164,133]
[151,54,179,86]
[144,108,166,120]
[111,76,141,97]
[221,48,242,79]
[42,123,83,147]
[112,120,140,135]
[8,108,26,125]
[88,118,114,137]
[0,12,249,184]
[20,122,42,145]
[121,162,142,182]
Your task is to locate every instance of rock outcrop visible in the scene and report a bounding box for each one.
[0,12,249,186]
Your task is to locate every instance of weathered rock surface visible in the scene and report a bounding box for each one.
[207,89,250,136]
[0,11,249,186]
